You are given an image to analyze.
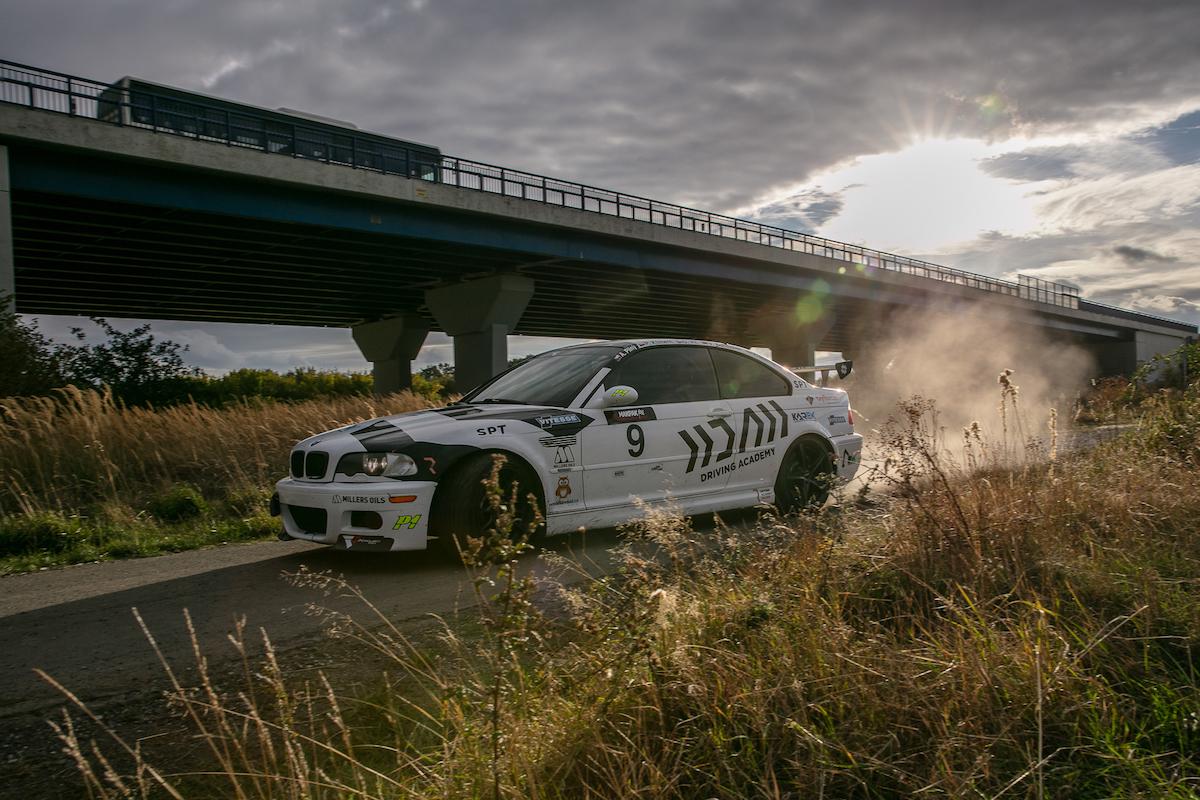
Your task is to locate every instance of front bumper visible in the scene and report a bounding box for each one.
[273,478,437,551]
[833,433,865,482]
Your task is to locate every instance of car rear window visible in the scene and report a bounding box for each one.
[711,348,791,399]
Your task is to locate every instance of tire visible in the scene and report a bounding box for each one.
[774,439,835,513]
[429,452,544,558]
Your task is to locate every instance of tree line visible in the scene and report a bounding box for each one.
[0,295,459,406]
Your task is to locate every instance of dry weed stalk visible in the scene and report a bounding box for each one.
[39,379,1200,798]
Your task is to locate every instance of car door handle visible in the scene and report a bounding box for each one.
[708,408,733,418]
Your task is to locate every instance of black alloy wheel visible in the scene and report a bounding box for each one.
[774,439,834,513]
[430,453,543,559]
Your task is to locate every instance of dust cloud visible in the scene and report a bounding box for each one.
[842,304,1095,444]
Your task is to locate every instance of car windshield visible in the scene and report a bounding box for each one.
[462,345,622,408]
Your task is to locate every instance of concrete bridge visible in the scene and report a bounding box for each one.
[0,60,1194,391]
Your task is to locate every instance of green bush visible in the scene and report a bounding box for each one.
[0,512,87,556]
[148,484,209,522]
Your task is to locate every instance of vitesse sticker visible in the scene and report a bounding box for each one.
[605,406,657,424]
[537,413,582,427]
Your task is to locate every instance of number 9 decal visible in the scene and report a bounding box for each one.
[627,424,645,457]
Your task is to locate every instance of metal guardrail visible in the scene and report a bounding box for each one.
[1079,299,1196,332]
[0,57,1160,318]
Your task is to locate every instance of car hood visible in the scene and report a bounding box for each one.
[295,403,596,455]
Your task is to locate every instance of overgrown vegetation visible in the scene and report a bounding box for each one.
[1,299,454,407]
[1076,338,1200,425]
[0,388,435,572]
[48,377,1200,798]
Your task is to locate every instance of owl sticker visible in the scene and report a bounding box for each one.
[554,475,573,502]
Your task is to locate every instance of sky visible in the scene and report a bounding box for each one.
[2,0,1198,373]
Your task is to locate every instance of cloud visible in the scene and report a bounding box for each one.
[4,0,1199,213]
[748,188,845,234]
[1113,245,1175,264]
[1126,293,1200,316]
[4,1,1200,368]
[981,148,1078,182]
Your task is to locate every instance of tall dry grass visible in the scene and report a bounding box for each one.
[0,386,434,515]
[45,380,1200,798]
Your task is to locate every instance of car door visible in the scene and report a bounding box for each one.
[581,345,728,510]
[709,347,796,498]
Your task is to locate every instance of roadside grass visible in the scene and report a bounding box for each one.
[46,380,1200,798]
[0,387,435,573]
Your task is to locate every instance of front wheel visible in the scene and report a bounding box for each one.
[429,453,544,559]
[774,439,834,513]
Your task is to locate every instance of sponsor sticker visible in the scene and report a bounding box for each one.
[475,424,507,436]
[604,406,657,424]
[540,435,577,470]
[791,410,816,422]
[333,495,388,505]
[828,414,847,426]
[552,475,578,504]
[536,413,582,428]
[699,447,776,483]
[678,400,790,474]
[393,514,423,530]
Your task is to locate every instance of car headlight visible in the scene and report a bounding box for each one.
[337,452,418,478]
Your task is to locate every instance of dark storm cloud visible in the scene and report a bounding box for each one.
[3,0,1198,212]
[749,188,845,233]
[1113,245,1175,264]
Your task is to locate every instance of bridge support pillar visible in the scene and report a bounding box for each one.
[352,315,429,395]
[1089,330,1190,377]
[0,145,13,307]
[425,274,535,392]
[746,307,834,371]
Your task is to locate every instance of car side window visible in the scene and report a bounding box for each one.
[711,348,791,399]
[606,346,720,405]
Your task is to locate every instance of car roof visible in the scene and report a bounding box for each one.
[552,338,753,353]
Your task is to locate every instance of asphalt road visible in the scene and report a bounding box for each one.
[0,528,634,723]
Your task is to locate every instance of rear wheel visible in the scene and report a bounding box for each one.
[430,453,543,559]
[774,439,834,513]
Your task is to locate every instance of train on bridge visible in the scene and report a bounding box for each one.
[96,76,442,182]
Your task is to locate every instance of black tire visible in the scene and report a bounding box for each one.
[429,452,543,559]
[774,439,835,513]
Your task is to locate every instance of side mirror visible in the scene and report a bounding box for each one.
[601,385,639,408]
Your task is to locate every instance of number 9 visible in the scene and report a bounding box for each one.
[627,424,644,457]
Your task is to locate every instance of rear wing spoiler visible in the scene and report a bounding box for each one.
[788,360,853,382]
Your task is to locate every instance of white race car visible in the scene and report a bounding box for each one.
[271,339,863,554]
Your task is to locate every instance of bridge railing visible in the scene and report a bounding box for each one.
[0,58,1089,312]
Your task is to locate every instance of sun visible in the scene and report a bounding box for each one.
[820,137,1042,253]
